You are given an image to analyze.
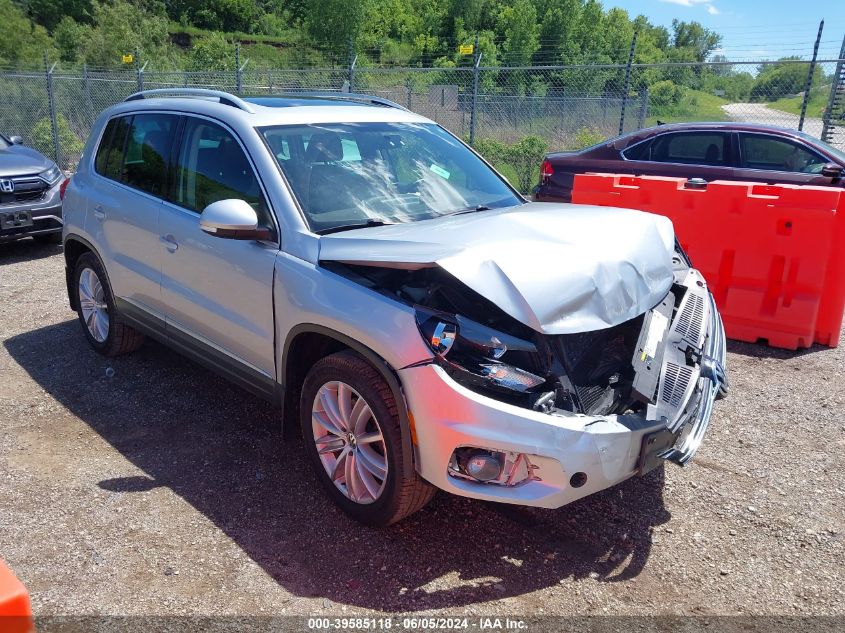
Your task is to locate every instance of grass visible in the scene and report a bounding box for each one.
[769,85,831,118]
[645,89,729,127]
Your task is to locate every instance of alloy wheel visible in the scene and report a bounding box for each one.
[78,267,109,343]
[311,381,388,504]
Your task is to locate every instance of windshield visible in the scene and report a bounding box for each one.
[0,135,9,150]
[260,122,522,233]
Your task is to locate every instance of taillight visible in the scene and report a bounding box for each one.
[59,176,70,201]
[540,159,554,185]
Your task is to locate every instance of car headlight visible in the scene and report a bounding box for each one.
[415,307,547,393]
[39,164,63,186]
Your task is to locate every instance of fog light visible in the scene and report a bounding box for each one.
[449,448,537,486]
[462,450,503,482]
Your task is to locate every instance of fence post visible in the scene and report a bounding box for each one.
[134,48,145,92]
[821,34,845,143]
[43,53,61,167]
[618,30,638,136]
[82,63,93,122]
[469,34,481,147]
[235,42,243,94]
[798,20,824,131]
[347,38,357,93]
[638,87,649,129]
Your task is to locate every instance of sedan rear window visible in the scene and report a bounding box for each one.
[260,122,521,233]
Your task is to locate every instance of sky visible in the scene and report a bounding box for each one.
[607,0,845,63]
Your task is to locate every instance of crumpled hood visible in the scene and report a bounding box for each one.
[318,202,676,334]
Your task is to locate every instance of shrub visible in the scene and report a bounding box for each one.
[572,127,604,149]
[648,79,684,115]
[32,114,84,167]
[504,135,549,194]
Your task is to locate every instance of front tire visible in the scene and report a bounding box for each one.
[73,252,144,356]
[300,351,435,526]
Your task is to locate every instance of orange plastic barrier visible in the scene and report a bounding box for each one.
[0,559,33,633]
[572,174,845,350]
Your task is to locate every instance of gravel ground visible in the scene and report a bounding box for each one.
[0,239,843,618]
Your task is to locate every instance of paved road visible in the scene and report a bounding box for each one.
[721,102,845,150]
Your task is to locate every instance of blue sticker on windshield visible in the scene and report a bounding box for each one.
[429,164,451,179]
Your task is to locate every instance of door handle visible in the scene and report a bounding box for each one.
[92,206,105,221]
[160,234,179,252]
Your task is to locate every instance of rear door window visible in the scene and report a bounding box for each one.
[649,132,729,166]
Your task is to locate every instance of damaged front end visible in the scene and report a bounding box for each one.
[323,244,728,470]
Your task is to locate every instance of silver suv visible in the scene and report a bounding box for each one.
[62,89,728,526]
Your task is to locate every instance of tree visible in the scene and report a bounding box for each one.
[53,15,87,62]
[750,60,823,102]
[188,32,235,71]
[0,0,56,64]
[19,0,93,32]
[306,0,370,48]
[78,1,172,68]
[671,20,721,63]
[498,0,539,67]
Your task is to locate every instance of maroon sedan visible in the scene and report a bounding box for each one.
[534,122,845,202]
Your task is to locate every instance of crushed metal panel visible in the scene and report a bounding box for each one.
[318,202,676,335]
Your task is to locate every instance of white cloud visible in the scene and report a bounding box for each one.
[659,0,721,16]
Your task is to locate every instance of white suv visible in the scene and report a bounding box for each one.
[62,89,728,526]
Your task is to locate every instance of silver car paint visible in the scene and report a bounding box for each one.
[83,170,164,318]
[159,201,279,378]
[319,202,676,334]
[272,250,435,376]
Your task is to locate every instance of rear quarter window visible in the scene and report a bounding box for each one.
[94,117,131,181]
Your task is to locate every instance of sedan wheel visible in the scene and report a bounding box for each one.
[311,381,388,504]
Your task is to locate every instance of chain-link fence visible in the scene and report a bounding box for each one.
[2,57,844,175]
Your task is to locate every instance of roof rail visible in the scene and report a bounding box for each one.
[262,91,409,111]
[124,88,256,113]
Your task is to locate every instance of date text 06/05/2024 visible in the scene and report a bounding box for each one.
[307,617,529,630]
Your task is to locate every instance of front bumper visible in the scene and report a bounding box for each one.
[401,292,728,509]
[0,181,64,243]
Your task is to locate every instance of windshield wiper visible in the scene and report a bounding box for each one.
[316,219,395,235]
[448,204,492,216]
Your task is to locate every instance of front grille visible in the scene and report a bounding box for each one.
[0,176,48,205]
[674,293,704,342]
[549,314,645,415]
[661,362,694,408]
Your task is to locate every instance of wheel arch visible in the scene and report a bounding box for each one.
[63,234,105,311]
[281,324,416,480]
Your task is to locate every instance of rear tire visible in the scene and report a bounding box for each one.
[73,252,144,356]
[300,350,435,526]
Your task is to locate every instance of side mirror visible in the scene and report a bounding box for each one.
[9,136,23,145]
[199,199,272,240]
[820,163,843,179]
